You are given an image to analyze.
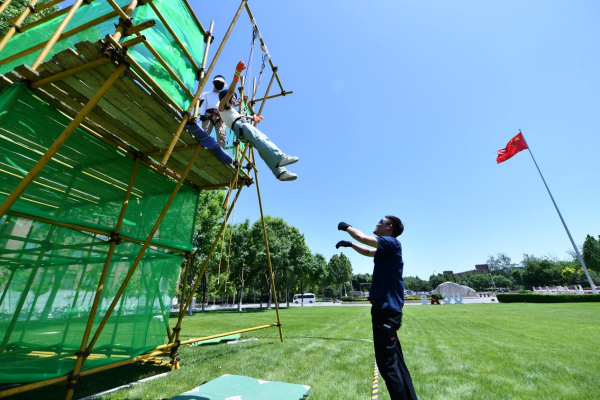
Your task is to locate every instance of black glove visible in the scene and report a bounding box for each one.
[336,240,352,249]
[338,222,351,231]
[185,116,198,126]
[199,115,208,122]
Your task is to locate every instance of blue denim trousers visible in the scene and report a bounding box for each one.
[233,121,287,177]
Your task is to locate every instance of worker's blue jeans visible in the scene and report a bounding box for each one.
[233,121,287,178]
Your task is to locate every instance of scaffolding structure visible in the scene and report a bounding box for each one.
[0,1,291,398]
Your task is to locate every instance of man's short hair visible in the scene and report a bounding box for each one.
[385,215,404,237]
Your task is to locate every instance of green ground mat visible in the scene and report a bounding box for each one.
[170,374,311,400]
[188,334,241,346]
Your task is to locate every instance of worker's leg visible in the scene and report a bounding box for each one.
[214,119,227,148]
[371,306,417,400]
[239,124,286,177]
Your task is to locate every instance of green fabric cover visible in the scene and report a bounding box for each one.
[0,83,200,383]
[0,0,205,109]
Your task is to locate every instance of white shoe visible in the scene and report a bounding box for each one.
[277,155,299,168]
[277,171,297,181]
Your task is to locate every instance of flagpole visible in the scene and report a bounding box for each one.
[520,130,598,294]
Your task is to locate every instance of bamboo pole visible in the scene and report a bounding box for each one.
[169,185,245,342]
[166,324,278,348]
[0,10,119,67]
[251,149,283,343]
[0,0,14,16]
[251,91,293,104]
[111,0,138,44]
[31,0,85,70]
[5,211,188,254]
[159,20,214,165]
[0,62,127,220]
[65,158,140,400]
[243,2,285,93]
[0,0,39,55]
[134,33,194,99]
[8,0,89,33]
[83,145,202,359]
[32,0,66,13]
[104,34,184,114]
[30,57,112,89]
[147,1,200,72]
[181,0,206,36]
[105,0,130,22]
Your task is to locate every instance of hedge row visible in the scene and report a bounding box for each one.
[497,294,600,303]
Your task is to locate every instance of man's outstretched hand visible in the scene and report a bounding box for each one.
[336,240,352,249]
[338,222,351,231]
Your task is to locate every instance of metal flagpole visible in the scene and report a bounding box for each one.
[520,130,597,294]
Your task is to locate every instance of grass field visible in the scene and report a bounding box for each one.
[10,303,600,400]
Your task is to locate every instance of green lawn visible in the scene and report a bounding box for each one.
[9,303,600,400]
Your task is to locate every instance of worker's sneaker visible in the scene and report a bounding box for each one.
[277,171,297,181]
[277,155,299,168]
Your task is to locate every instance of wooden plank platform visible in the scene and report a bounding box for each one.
[5,41,242,190]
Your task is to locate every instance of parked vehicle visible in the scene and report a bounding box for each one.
[496,288,510,293]
[293,293,316,304]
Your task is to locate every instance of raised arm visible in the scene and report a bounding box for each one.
[218,61,246,112]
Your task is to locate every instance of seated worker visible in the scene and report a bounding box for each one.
[218,61,298,181]
[200,75,227,147]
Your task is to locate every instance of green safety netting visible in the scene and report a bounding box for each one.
[0,83,199,383]
[0,0,205,109]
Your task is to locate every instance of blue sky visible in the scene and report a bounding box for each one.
[55,1,599,279]
[189,0,600,279]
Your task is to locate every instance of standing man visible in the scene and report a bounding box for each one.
[336,217,417,400]
[199,75,227,148]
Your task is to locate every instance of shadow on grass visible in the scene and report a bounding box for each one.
[6,363,171,400]
[285,336,373,343]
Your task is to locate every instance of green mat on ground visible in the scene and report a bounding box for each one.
[188,334,241,346]
[170,374,311,400]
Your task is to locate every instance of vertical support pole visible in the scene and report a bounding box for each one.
[68,146,202,399]
[65,157,140,400]
[251,149,283,343]
[31,0,85,70]
[169,186,245,342]
[0,63,128,220]
[0,0,39,55]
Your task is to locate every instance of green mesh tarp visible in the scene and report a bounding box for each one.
[0,0,205,109]
[0,83,200,383]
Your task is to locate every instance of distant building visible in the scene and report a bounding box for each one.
[444,264,490,277]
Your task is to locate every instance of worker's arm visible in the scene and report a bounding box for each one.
[338,222,379,249]
[219,61,245,112]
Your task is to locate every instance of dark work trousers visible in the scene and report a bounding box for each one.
[371,306,418,400]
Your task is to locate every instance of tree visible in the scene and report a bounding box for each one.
[404,276,430,292]
[1,0,60,36]
[228,219,255,312]
[327,253,352,298]
[491,274,512,289]
[487,253,516,277]
[520,254,563,288]
[582,235,600,273]
[462,273,492,291]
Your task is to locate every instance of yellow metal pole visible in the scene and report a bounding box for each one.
[0,62,127,220]
[169,185,245,342]
[0,0,39,55]
[251,150,283,343]
[159,20,214,165]
[31,0,85,70]
[65,157,140,400]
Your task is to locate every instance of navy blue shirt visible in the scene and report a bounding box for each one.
[370,236,405,312]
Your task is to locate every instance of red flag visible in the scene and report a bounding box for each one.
[496,133,528,164]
